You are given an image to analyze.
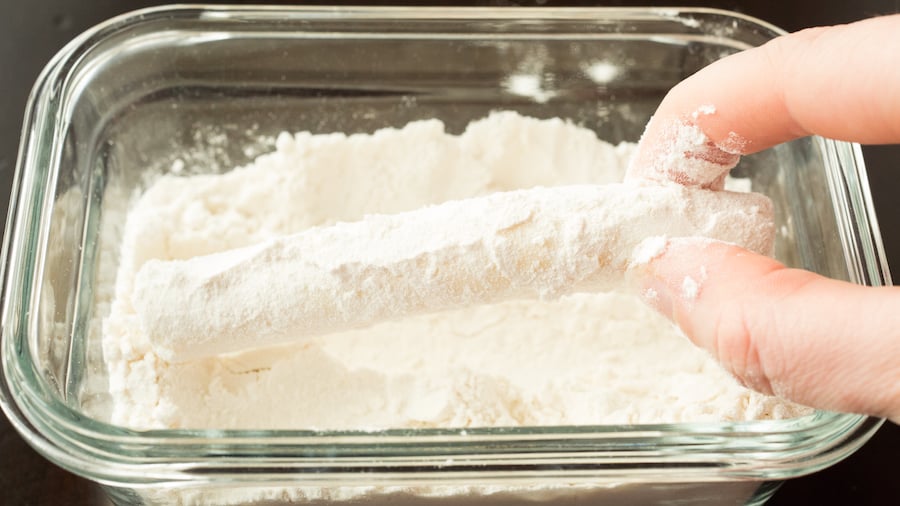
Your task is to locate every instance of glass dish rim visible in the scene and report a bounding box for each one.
[0,4,888,486]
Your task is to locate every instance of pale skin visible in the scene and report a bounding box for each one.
[630,15,900,424]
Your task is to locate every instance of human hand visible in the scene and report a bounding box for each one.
[628,15,900,423]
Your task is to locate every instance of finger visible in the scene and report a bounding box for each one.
[628,14,900,187]
[636,238,900,423]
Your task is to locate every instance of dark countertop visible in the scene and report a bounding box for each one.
[1,1,898,505]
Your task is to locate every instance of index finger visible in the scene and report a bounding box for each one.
[627,14,900,188]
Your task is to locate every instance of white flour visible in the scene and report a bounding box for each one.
[103,111,808,430]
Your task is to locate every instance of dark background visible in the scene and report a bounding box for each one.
[1,1,898,505]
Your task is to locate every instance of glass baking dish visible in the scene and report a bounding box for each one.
[0,5,888,506]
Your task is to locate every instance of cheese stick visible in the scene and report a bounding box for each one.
[132,183,774,362]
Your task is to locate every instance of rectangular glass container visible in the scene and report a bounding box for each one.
[0,6,888,506]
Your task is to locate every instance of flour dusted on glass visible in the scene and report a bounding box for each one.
[102,111,809,432]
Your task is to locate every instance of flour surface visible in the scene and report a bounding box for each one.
[102,111,810,430]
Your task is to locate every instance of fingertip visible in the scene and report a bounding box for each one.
[635,238,787,393]
[638,237,900,420]
[625,108,741,189]
[637,238,731,331]
[635,14,900,178]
